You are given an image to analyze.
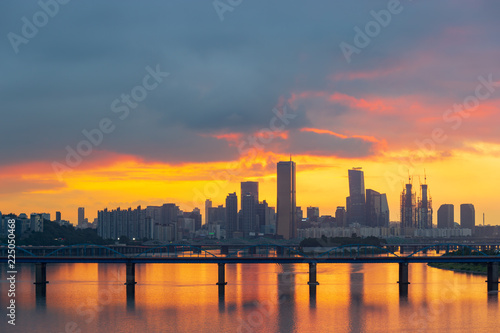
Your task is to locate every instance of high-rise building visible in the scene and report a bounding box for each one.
[225,193,238,239]
[276,160,296,239]
[241,181,259,205]
[347,168,366,225]
[56,211,61,222]
[335,206,347,227]
[366,189,389,227]
[205,199,212,225]
[241,193,257,235]
[437,204,454,228]
[400,179,417,231]
[460,204,475,230]
[30,213,44,232]
[306,207,319,222]
[417,182,433,229]
[78,207,85,227]
[207,205,226,226]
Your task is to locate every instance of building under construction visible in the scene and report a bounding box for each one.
[417,180,433,229]
[400,178,417,232]
[400,175,433,233]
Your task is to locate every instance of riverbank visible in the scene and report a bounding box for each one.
[428,262,487,275]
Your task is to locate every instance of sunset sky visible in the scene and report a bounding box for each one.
[1,1,500,225]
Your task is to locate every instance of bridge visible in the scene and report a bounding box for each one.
[2,243,499,298]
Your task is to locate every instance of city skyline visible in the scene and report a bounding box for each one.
[2,1,500,227]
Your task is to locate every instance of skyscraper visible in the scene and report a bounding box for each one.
[241,193,257,235]
[437,204,454,228]
[460,204,475,230]
[225,193,238,239]
[417,182,433,229]
[56,211,61,222]
[205,199,212,225]
[276,160,296,239]
[78,207,85,227]
[365,189,389,227]
[400,180,417,231]
[347,168,365,225]
[241,181,258,205]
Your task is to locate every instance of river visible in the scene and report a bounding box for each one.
[0,262,498,332]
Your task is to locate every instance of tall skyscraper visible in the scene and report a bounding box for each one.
[205,199,212,225]
[241,193,257,235]
[241,181,258,205]
[347,168,366,225]
[417,182,433,229]
[437,204,454,228]
[225,193,238,239]
[56,211,61,222]
[276,160,296,239]
[365,189,389,227]
[400,179,417,231]
[460,204,475,230]
[78,207,85,227]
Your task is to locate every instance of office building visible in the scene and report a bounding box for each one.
[56,211,61,222]
[307,207,319,222]
[225,193,238,239]
[347,168,366,225]
[241,181,259,205]
[437,204,454,229]
[205,199,212,225]
[366,189,389,227]
[276,160,296,239]
[78,207,85,227]
[460,204,475,230]
[241,193,258,235]
[335,206,347,227]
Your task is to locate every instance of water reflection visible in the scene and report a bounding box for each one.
[0,262,498,333]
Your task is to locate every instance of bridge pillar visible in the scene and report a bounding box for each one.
[487,262,499,292]
[216,263,227,298]
[398,262,410,296]
[125,262,137,285]
[34,263,49,285]
[399,246,404,255]
[249,247,257,255]
[277,246,284,256]
[307,262,319,286]
[436,246,440,254]
[221,246,229,255]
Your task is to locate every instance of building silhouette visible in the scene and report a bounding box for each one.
[240,193,258,235]
[225,193,238,239]
[307,207,319,222]
[365,189,389,227]
[460,204,475,230]
[335,206,347,227]
[347,168,366,225]
[400,178,417,232]
[417,182,433,229]
[205,199,212,225]
[276,160,296,239]
[437,204,454,228]
[241,181,258,205]
[78,207,85,227]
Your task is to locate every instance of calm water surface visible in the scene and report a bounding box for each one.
[0,262,498,332]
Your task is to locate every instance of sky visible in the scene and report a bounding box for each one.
[1,0,500,225]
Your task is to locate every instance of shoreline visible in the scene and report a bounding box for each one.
[427,263,487,275]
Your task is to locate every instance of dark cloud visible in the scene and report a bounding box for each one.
[1,0,498,167]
